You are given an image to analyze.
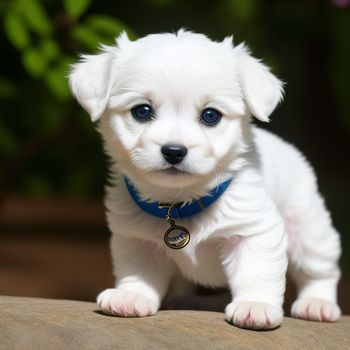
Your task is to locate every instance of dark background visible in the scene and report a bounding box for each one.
[1,0,349,312]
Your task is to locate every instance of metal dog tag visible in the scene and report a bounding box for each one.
[164,224,190,249]
[161,202,190,249]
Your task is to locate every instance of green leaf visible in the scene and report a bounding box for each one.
[40,38,60,62]
[18,0,53,36]
[22,40,60,79]
[22,47,49,77]
[45,57,73,100]
[85,15,137,40]
[64,0,91,19]
[4,12,30,50]
[85,15,124,35]
[73,25,105,51]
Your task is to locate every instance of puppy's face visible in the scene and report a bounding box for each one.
[69,31,283,190]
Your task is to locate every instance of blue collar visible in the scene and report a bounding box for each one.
[124,177,232,219]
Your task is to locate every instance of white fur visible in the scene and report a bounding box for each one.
[69,30,341,330]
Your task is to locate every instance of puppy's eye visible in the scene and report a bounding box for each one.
[200,108,222,126]
[131,104,154,122]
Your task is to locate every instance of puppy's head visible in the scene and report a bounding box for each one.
[69,30,283,194]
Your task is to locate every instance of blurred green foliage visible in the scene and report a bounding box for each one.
[2,0,134,100]
[0,0,135,196]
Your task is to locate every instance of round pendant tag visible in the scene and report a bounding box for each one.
[164,225,190,249]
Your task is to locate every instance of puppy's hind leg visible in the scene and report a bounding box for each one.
[287,194,341,322]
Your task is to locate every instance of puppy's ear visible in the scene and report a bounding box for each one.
[235,43,284,122]
[69,32,131,122]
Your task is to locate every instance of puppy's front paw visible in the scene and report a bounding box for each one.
[225,301,283,330]
[291,298,341,322]
[97,288,159,317]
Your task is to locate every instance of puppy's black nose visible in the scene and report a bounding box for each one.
[161,144,188,164]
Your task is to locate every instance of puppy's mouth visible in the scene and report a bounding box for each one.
[143,165,202,188]
[160,166,190,176]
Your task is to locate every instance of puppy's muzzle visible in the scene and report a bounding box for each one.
[161,144,188,164]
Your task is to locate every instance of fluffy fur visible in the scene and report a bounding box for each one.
[69,30,341,330]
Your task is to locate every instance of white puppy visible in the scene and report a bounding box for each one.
[69,30,341,330]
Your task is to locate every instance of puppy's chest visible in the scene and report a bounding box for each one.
[113,201,230,286]
[166,238,228,287]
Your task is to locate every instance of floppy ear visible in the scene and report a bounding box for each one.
[69,32,132,122]
[69,49,114,122]
[235,43,284,122]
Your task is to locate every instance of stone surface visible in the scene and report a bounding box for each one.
[0,296,349,350]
